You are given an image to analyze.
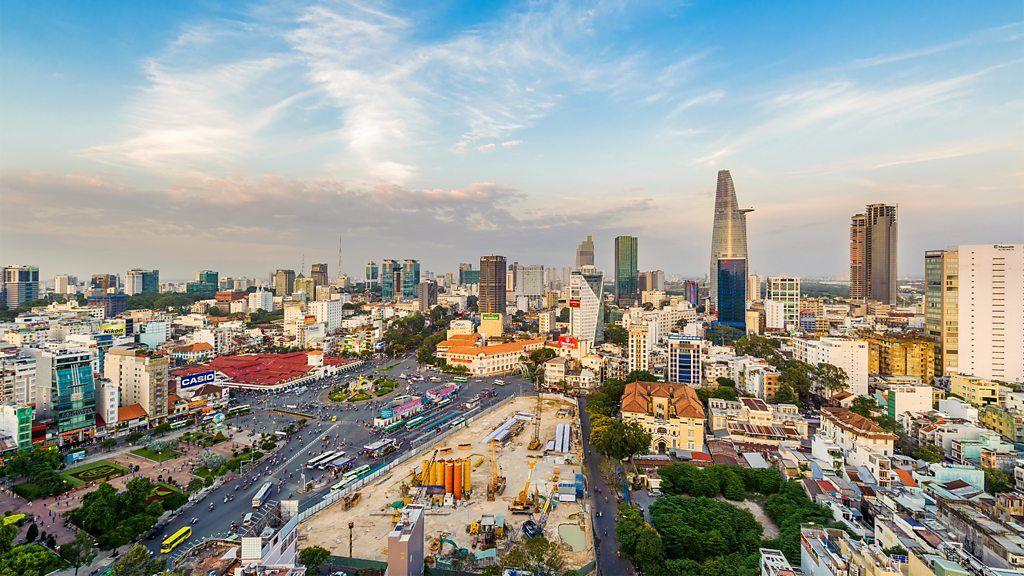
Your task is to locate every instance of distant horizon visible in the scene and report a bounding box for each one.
[2,2,1021,279]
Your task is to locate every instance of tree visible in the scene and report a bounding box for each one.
[557,307,569,323]
[59,530,97,576]
[673,318,688,332]
[882,546,909,558]
[985,467,1013,494]
[772,385,799,405]
[913,443,944,463]
[110,544,167,576]
[590,420,652,460]
[814,363,849,396]
[698,386,738,403]
[0,524,17,554]
[778,360,813,401]
[733,336,783,365]
[499,536,567,576]
[705,324,742,345]
[298,546,331,574]
[529,347,557,365]
[625,370,656,383]
[850,395,877,418]
[604,324,628,346]
[25,523,38,543]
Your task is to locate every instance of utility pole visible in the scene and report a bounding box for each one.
[348,521,354,557]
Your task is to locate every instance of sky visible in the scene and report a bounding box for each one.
[1,0,1022,282]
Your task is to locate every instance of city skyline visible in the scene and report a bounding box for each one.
[2,2,1022,278]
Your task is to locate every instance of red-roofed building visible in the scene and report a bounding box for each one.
[621,381,705,455]
[174,351,363,391]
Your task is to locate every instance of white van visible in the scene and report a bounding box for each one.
[242,513,254,526]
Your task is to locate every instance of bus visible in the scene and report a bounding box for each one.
[252,482,273,508]
[319,452,346,470]
[434,398,453,409]
[331,476,358,493]
[494,379,506,386]
[228,404,252,416]
[343,464,371,482]
[306,450,339,469]
[383,421,405,433]
[160,526,192,554]
[169,420,189,430]
[452,376,469,383]
[404,416,426,430]
[449,416,466,428]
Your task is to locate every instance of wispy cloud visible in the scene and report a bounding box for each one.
[850,21,1024,68]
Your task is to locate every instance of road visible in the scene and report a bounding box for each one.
[147,354,530,560]
[579,396,635,576]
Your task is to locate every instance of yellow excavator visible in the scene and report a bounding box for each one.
[509,461,536,514]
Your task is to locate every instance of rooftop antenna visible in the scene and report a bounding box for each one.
[301,253,305,275]
[337,233,343,278]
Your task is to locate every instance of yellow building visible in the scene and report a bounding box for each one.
[621,381,705,454]
[950,373,1001,407]
[867,334,935,383]
[435,337,544,376]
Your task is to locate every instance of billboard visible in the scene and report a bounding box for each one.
[569,298,581,308]
[100,322,126,336]
[557,335,579,349]
[179,370,216,389]
[481,313,501,321]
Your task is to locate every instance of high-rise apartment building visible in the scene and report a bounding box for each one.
[53,274,77,295]
[765,276,801,331]
[479,255,507,314]
[716,258,747,329]
[104,346,169,421]
[614,235,639,306]
[3,265,40,309]
[124,269,159,295]
[866,334,935,384]
[925,248,959,377]
[667,335,703,385]
[273,269,296,297]
[90,273,118,292]
[639,270,665,293]
[0,346,36,405]
[709,170,752,312]
[569,266,604,344]
[575,235,595,268]
[850,204,898,304]
[310,263,329,288]
[957,244,1023,383]
[417,281,438,313]
[28,343,96,443]
[627,324,651,373]
[746,274,761,302]
[792,337,869,397]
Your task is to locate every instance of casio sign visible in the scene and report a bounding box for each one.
[179,370,216,389]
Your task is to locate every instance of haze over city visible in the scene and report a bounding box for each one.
[2,1,1022,279]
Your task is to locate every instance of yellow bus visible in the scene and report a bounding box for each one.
[160,526,192,554]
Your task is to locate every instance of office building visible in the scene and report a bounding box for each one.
[849,204,897,304]
[956,244,1023,383]
[667,335,703,386]
[3,265,40,309]
[310,263,329,287]
[627,324,651,373]
[746,274,761,302]
[639,270,665,293]
[568,266,604,344]
[185,269,218,294]
[381,259,402,301]
[792,337,869,397]
[0,346,36,405]
[614,235,639,306]
[621,381,705,454]
[53,274,77,295]
[29,344,96,443]
[458,263,478,285]
[479,255,507,314]
[575,235,595,268]
[365,261,379,291]
[683,280,699,307]
[516,265,545,297]
[765,276,800,331]
[104,346,169,421]
[709,170,752,312]
[309,298,344,332]
[925,247,959,377]
[248,289,274,312]
[273,269,296,297]
[90,273,118,292]
[0,403,34,450]
[293,275,315,297]
[402,260,420,299]
[716,258,747,329]
[417,281,438,312]
[86,292,128,318]
[124,269,159,295]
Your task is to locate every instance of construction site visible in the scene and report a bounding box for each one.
[299,394,593,572]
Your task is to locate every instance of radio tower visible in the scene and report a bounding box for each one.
[337,234,343,280]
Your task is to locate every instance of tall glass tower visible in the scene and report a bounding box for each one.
[614,235,639,306]
[709,170,752,312]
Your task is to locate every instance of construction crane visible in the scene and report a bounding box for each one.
[486,440,505,500]
[527,393,542,450]
[418,449,440,503]
[509,461,536,514]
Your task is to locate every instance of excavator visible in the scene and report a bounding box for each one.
[486,440,506,501]
[508,461,537,514]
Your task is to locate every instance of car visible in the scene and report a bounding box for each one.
[648,489,663,497]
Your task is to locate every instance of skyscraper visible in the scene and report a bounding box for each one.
[716,258,747,329]
[925,248,958,377]
[614,235,639,306]
[381,259,402,301]
[709,170,752,312]
[569,266,604,344]
[956,244,1022,383]
[310,263,329,288]
[765,276,800,331]
[365,261,379,292]
[479,255,507,314]
[575,235,595,268]
[2,266,40,309]
[402,259,420,300]
[273,269,295,297]
[417,280,438,312]
[125,269,159,295]
[850,203,898,304]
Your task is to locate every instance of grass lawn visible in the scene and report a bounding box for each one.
[349,392,372,402]
[130,447,182,462]
[62,459,131,487]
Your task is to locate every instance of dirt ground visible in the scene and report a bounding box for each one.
[300,395,594,569]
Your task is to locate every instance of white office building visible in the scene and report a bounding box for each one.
[956,244,1023,383]
[248,289,274,312]
[568,267,604,346]
[765,276,800,331]
[309,298,345,333]
[792,337,869,397]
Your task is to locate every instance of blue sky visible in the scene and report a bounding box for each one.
[1,0,1021,280]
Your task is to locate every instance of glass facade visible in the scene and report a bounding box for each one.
[54,360,96,434]
[614,236,639,305]
[402,260,420,300]
[667,335,702,385]
[716,258,747,329]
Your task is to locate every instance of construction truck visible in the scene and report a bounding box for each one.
[342,492,360,510]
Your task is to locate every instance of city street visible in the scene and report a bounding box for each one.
[145,354,531,561]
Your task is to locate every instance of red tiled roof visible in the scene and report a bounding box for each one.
[621,381,705,419]
[118,403,148,421]
[207,352,314,386]
[173,342,214,353]
[894,468,917,488]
